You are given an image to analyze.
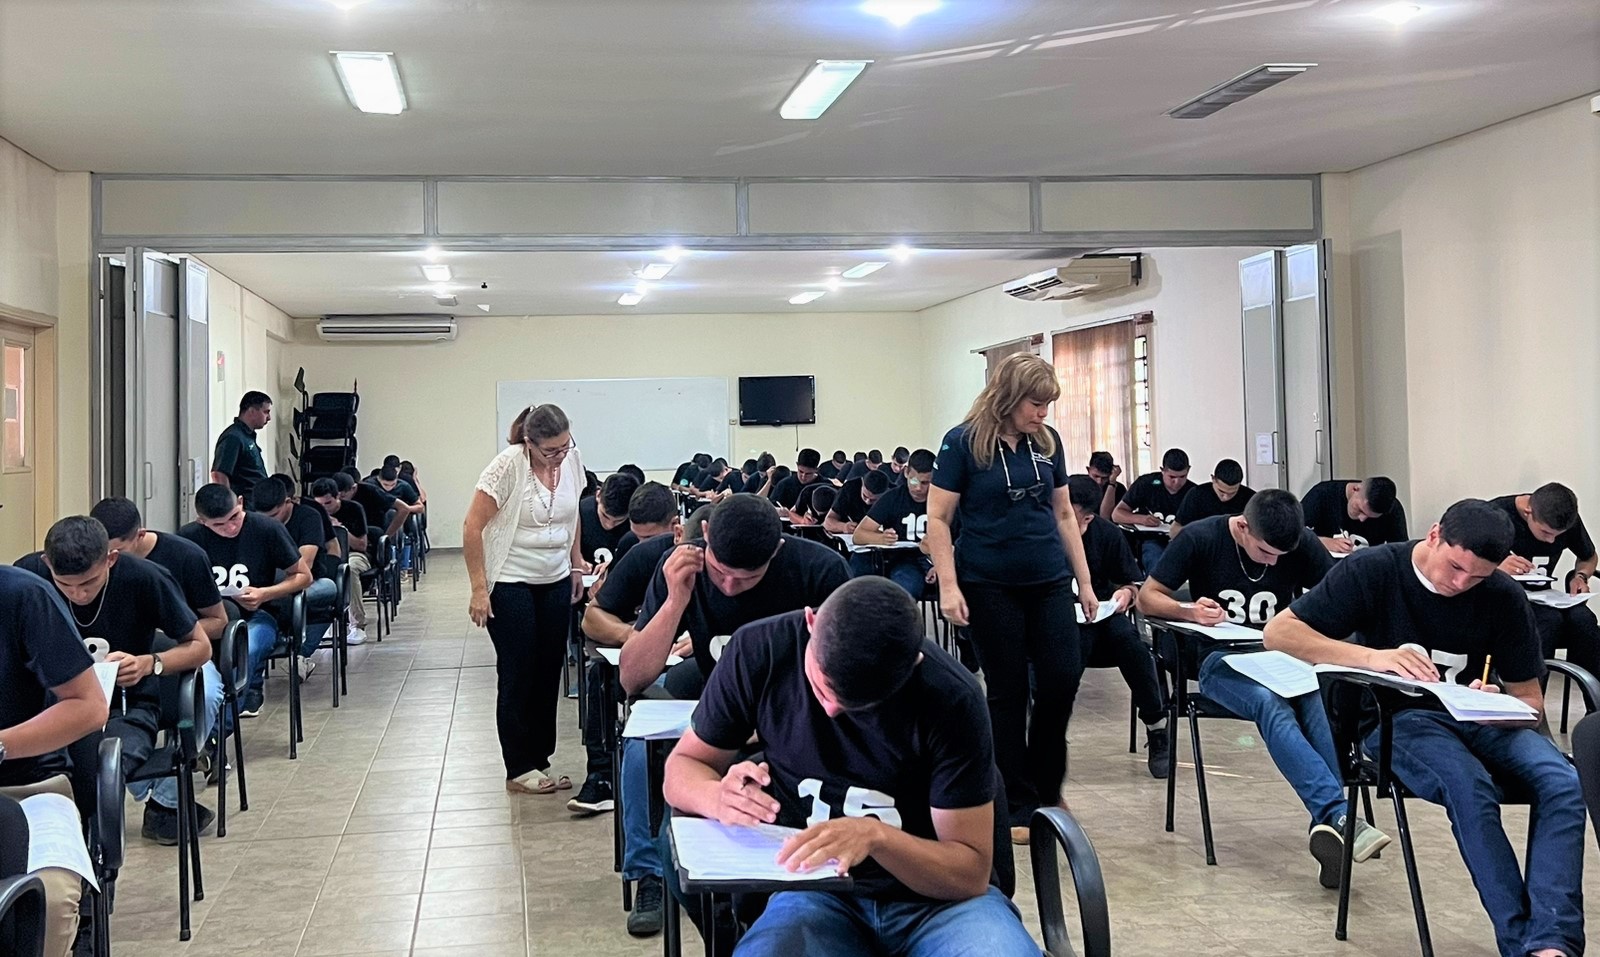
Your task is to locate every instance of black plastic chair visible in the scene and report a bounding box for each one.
[213,620,250,837]
[123,668,207,940]
[263,592,310,759]
[1030,806,1113,957]
[88,737,124,957]
[0,874,48,957]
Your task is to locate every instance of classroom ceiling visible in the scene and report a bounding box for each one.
[1,0,1595,177]
[197,248,1087,317]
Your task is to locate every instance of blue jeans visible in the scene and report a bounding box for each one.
[1139,539,1167,575]
[301,577,338,657]
[735,886,1039,957]
[244,609,280,696]
[1382,710,1586,957]
[849,553,932,599]
[130,661,225,809]
[1198,653,1347,825]
[621,736,661,880]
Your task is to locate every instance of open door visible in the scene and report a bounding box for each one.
[178,257,211,522]
[1239,252,1286,490]
[122,248,183,531]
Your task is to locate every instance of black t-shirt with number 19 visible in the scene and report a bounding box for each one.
[1150,515,1332,628]
[865,483,928,545]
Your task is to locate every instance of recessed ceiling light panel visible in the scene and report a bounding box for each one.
[861,0,940,26]
[635,263,674,281]
[421,264,451,282]
[1166,63,1317,119]
[330,51,407,115]
[618,292,645,306]
[1374,2,1424,24]
[842,261,889,279]
[780,60,872,120]
[789,291,826,305]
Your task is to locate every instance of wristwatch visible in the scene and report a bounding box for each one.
[0,738,7,767]
[151,653,165,677]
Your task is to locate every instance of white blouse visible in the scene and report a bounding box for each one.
[475,444,584,586]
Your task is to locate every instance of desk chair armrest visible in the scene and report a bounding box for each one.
[1316,671,1424,790]
[175,669,202,756]
[216,620,250,697]
[1545,659,1600,715]
[335,562,352,612]
[1028,807,1111,957]
[94,737,125,876]
[0,873,47,957]
[289,592,307,646]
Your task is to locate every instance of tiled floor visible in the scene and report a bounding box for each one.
[108,552,1597,956]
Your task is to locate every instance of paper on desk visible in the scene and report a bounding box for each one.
[1512,573,1554,584]
[218,584,244,598]
[93,661,119,705]
[1074,594,1123,625]
[582,574,600,588]
[1527,590,1592,609]
[1312,665,1539,722]
[833,532,920,553]
[1118,522,1172,536]
[1166,620,1264,644]
[623,699,698,740]
[1222,651,1318,698]
[671,818,841,883]
[594,647,683,668]
[22,793,98,889]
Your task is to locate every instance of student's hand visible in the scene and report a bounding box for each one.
[570,569,586,604]
[1113,587,1138,613]
[924,567,939,584]
[714,761,781,827]
[669,634,694,659]
[1467,678,1501,695]
[1188,598,1226,625]
[105,651,153,687]
[881,527,899,544]
[845,522,858,534]
[940,584,970,627]
[1571,574,1591,596]
[469,587,493,627]
[777,817,880,876]
[234,586,266,611]
[1323,536,1355,555]
[1109,465,1122,482]
[588,563,610,601]
[1077,588,1099,623]
[664,545,704,602]
[1134,514,1162,528]
[1500,554,1535,576]
[1368,647,1439,681]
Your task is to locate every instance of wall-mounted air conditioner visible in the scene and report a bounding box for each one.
[1002,254,1143,301]
[317,315,457,343]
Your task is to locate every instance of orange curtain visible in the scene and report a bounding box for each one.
[982,339,1035,382]
[1052,321,1133,475]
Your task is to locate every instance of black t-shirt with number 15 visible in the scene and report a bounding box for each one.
[1150,515,1332,628]
[865,484,928,544]
[178,513,302,593]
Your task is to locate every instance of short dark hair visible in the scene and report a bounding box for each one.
[797,448,821,469]
[892,447,909,465]
[831,450,847,463]
[1213,459,1244,486]
[741,459,759,475]
[768,465,791,486]
[852,451,867,463]
[907,449,935,473]
[618,463,646,484]
[250,477,289,513]
[89,497,142,541]
[757,452,776,472]
[810,486,838,517]
[1439,499,1516,563]
[341,467,362,484]
[383,454,401,469]
[707,494,782,570]
[271,473,297,497]
[1161,448,1190,472]
[310,477,339,499]
[1088,451,1114,473]
[44,516,110,576]
[195,483,238,519]
[239,391,271,414]
[1243,489,1304,552]
[1363,476,1399,516]
[693,452,713,468]
[600,474,642,519]
[813,578,925,708]
[684,504,713,542]
[867,449,883,465]
[332,471,356,493]
[1529,482,1580,532]
[1067,474,1102,511]
[629,482,677,526]
[379,465,399,482]
[863,470,891,495]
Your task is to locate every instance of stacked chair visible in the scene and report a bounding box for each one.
[289,369,360,488]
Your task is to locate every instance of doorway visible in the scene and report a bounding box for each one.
[0,320,38,556]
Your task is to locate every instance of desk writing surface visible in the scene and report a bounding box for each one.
[623,699,697,739]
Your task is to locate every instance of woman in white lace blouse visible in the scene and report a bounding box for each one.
[463,404,590,794]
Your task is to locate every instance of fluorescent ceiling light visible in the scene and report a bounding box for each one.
[1167,63,1317,119]
[431,284,450,297]
[421,264,451,282]
[780,60,872,120]
[842,261,889,279]
[825,277,843,291]
[422,246,443,259]
[477,304,491,312]
[433,295,457,306]
[789,291,826,305]
[1374,2,1424,23]
[617,292,646,306]
[890,244,914,262]
[861,0,940,26]
[330,51,407,115]
[660,246,687,262]
[635,263,674,281]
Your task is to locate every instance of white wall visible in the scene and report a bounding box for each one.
[282,312,927,547]
[1340,95,1600,527]
[0,138,58,319]
[918,246,1266,476]
[202,263,294,474]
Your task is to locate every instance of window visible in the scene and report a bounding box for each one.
[1050,313,1155,478]
[3,342,25,471]
[979,335,1044,382]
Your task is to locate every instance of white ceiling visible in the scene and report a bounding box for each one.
[2,0,1595,177]
[197,248,1085,317]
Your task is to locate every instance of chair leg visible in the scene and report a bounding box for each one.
[1335,782,1358,941]
[287,654,301,760]
[1188,704,1216,865]
[1391,787,1434,957]
[1561,676,1573,734]
[1164,705,1179,834]
[215,722,229,839]
[1128,701,1138,754]
[185,769,204,901]
[175,779,192,940]
[232,702,250,812]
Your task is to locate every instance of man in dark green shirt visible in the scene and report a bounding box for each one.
[211,391,271,498]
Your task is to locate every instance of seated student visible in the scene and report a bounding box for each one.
[1083,450,1127,520]
[845,449,883,483]
[1136,490,1390,886]
[823,469,890,535]
[1490,483,1600,679]
[1169,458,1254,537]
[17,517,215,844]
[759,465,791,502]
[251,478,338,679]
[771,449,824,512]
[1301,476,1407,553]
[1265,499,1583,957]
[819,450,849,482]
[611,481,681,565]
[311,475,371,644]
[0,565,108,957]
[888,446,911,483]
[664,577,1039,957]
[617,463,647,486]
[582,473,641,570]
[91,497,229,646]
[615,495,849,937]
[719,461,754,497]
[787,483,837,528]
[851,449,936,597]
[344,467,412,542]
[1112,448,1197,569]
[693,458,733,497]
[399,460,428,505]
[1065,476,1168,778]
[372,461,422,508]
[671,461,699,489]
[180,483,311,718]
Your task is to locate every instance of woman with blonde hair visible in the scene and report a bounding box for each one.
[925,352,1098,843]
[464,404,590,794]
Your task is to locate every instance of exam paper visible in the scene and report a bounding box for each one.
[1312,665,1539,722]
[1527,590,1593,610]
[671,818,842,883]
[1074,594,1123,625]
[93,661,119,705]
[1222,651,1319,698]
[622,700,697,740]
[1164,620,1265,644]
[1512,573,1555,584]
[22,793,98,889]
[594,647,683,668]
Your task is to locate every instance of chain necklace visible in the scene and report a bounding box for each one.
[525,460,559,528]
[1235,539,1268,583]
[71,577,110,629]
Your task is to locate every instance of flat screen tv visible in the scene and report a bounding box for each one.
[738,375,816,426]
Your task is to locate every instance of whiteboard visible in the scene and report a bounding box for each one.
[496,377,730,471]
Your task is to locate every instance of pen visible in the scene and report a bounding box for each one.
[1480,654,1493,686]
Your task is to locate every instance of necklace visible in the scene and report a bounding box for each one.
[1234,539,1268,583]
[526,462,559,528]
[72,580,110,629]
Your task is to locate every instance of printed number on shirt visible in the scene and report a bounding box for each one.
[797,778,903,829]
[708,635,733,662]
[82,637,111,662]
[593,547,614,567]
[1218,589,1278,625]
[1532,556,1552,576]
[1430,649,1468,684]
[901,514,928,542]
[212,565,250,591]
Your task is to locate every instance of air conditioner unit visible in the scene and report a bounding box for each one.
[317,315,457,343]
[1002,255,1141,301]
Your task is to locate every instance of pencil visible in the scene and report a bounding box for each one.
[1481,654,1493,686]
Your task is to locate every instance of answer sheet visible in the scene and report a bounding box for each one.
[1527,590,1594,609]
[1163,620,1265,644]
[1074,594,1123,625]
[622,699,698,740]
[22,792,98,889]
[670,818,842,883]
[1221,650,1319,698]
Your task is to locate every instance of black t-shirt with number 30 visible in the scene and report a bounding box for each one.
[178,513,302,594]
[1150,515,1332,627]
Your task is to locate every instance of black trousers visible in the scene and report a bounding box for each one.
[1081,613,1165,725]
[66,702,160,820]
[963,578,1082,828]
[1573,712,1600,849]
[581,659,614,778]
[486,580,571,779]
[1531,602,1600,678]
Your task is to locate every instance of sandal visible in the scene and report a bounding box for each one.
[507,772,572,795]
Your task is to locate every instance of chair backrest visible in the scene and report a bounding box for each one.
[94,737,125,876]
[1029,807,1111,957]
[0,874,48,957]
[216,620,250,697]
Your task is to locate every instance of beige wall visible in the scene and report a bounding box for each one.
[283,312,926,547]
[53,172,92,514]
[202,262,295,475]
[918,246,1266,476]
[0,138,58,319]
[1339,95,1600,528]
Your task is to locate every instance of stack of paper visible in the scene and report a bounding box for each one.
[1313,665,1539,723]
[594,647,683,669]
[1221,651,1320,697]
[622,700,698,740]
[832,532,921,553]
[670,818,843,883]
[1074,595,1123,625]
[1118,522,1172,536]
[22,793,98,889]
[1512,572,1555,584]
[1163,620,1265,644]
[1527,590,1593,610]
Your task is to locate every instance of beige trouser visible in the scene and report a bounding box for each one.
[346,554,372,626]
[0,774,82,957]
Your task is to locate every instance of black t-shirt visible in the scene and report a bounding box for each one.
[819,461,845,481]
[578,496,631,568]
[715,472,746,495]
[144,532,224,612]
[385,479,421,506]
[1071,476,1127,514]
[211,418,268,498]
[1489,494,1596,585]
[0,566,96,787]
[16,553,198,712]
[281,502,339,579]
[932,425,1070,586]
[179,512,302,592]
[1080,516,1143,600]
[828,479,872,525]
[692,611,995,901]
[593,533,678,622]
[865,483,928,545]
[332,500,369,545]
[636,535,849,677]
[793,482,831,520]
[1301,480,1409,546]
[691,470,719,492]
[1291,542,1544,693]
[1121,472,1196,524]
[351,483,399,531]
[1175,483,1255,527]
[615,530,641,564]
[1150,515,1332,628]
[773,475,817,511]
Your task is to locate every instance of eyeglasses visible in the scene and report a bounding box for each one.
[999,438,1047,503]
[535,442,576,459]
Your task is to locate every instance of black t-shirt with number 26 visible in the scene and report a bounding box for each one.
[178,513,302,594]
[1150,515,1332,628]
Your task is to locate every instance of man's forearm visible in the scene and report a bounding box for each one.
[582,605,633,648]
[663,752,726,817]
[1262,612,1368,667]
[163,628,214,673]
[1135,584,1187,621]
[0,698,106,759]
[262,570,311,602]
[198,606,227,641]
[210,470,230,487]
[866,821,991,901]
[619,596,687,694]
[925,519,957,586]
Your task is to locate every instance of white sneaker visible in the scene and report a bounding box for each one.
[297,657,317,682]
[346,625,368,646]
